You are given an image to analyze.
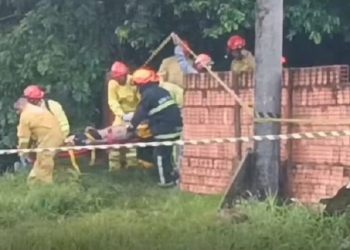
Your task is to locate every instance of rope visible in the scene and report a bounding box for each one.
[66,132,97,174]
[68,150,81,174]
[84,133,96,166]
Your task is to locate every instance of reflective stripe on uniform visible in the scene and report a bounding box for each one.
[154,131,182,140]
[149,99,176,115]
[157,156,165,184]
[18,138,30,143]
[126,151,137,158]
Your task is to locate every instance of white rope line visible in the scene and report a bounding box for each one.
[1,129,350,155]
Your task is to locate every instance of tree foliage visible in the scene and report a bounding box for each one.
[0,0,349,147]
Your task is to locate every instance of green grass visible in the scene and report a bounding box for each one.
[0,162,350,250]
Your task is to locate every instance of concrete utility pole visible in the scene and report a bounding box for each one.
[253,0,283,196]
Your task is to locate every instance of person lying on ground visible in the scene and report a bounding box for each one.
[64,123,151,146]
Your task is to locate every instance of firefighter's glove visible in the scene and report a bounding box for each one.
[122,112,134,122]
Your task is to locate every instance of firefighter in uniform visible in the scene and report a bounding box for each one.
[107,61,140,170]
[170,33,213,74]
[23,85,70,138]
[158,40,193,88]
[14,97,64,184]
[127,68,182,187]
[122,79,184,170]
[226,35,255,73]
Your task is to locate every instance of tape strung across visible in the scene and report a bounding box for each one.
[1,129,350,155]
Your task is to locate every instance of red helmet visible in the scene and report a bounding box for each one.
[132,68,159,85]
[281,56,286,64]
[110,61,128,78]
[227,35,246,50]
[23,85,44,99]
[194,54,213,67]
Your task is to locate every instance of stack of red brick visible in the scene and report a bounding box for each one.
[180,65,350,204]
[180,73,237,194]
[289,65,350,203]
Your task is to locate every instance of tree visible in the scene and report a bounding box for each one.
[0,0,119,147]
[0,0,349,148]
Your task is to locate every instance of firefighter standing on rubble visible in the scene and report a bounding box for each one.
[127,68,182,187]
[14,97,64,184]
[158,39,193,88]
[227,35,255,73]
[23,85,70,138]
[107,61,141,170]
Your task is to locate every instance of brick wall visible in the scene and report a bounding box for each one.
[180,65,350,204]
[288,65,350,203]
[180,73,237,194]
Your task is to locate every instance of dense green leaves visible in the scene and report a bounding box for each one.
[284,0,341,44]
[0,0,116,147]
[0,0,349,147]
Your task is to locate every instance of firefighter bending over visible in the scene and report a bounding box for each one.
[23,85,70,138]
[107,61,140,170]
[14,97,64,184]
[227,35,255,73]
[127,68,182,187]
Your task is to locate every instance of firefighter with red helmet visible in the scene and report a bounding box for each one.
[107,61,140,170]
[227,35,255,73]
[127,68,182,187]
[14,97,64,184]
[23,85,70,138]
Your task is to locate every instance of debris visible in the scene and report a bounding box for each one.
[320,183,350,216]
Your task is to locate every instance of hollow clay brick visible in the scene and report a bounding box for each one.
[183,144,236,159]
[182,157,234,170]
[181,68,350,200]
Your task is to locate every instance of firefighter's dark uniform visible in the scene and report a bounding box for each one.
[128,82,182,186]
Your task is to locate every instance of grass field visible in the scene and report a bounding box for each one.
[0,162,349,250]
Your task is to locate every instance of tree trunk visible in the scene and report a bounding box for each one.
[253,0,283,197]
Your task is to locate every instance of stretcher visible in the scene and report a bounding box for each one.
[60,137,140,173]
[30,123,151,174]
